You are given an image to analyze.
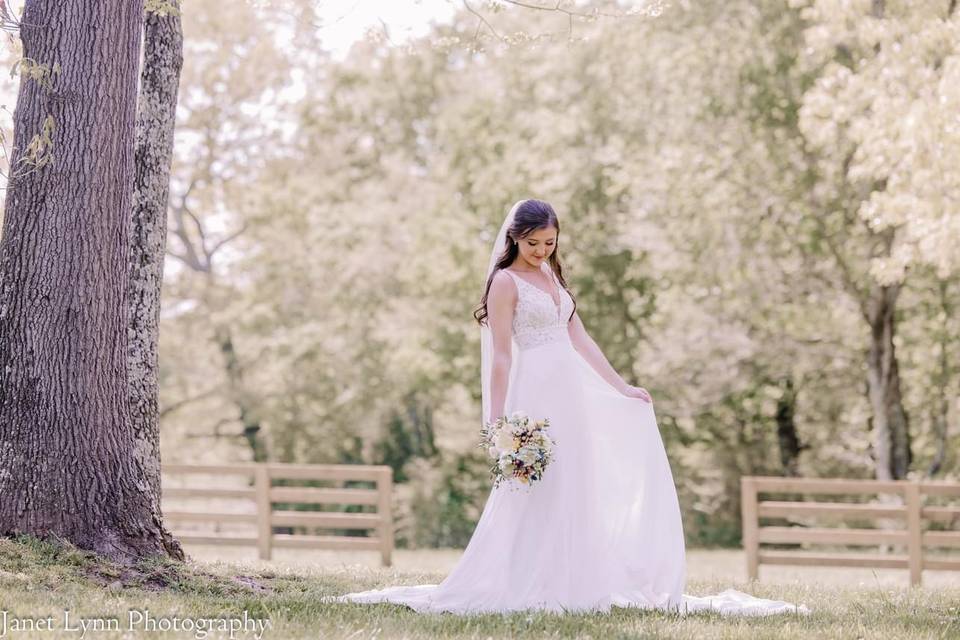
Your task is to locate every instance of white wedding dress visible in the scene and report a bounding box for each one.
[330,261,809,616]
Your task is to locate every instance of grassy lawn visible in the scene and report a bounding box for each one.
[0,537,957,639]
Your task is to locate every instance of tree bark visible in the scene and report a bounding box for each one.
[215,325,269,462]
[927,279,952,477]
[775,377,803,476]
[865,283,911,480]
[0,0,174,561]
[128,0,185,560]
[168,185,263,462]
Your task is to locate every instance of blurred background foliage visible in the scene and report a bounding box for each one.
[91,0,960,548]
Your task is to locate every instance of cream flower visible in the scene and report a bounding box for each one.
[494,430,516,453]
[507,420,526,435]
[517,447,538,465]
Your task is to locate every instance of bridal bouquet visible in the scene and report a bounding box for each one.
[479,410,555,489]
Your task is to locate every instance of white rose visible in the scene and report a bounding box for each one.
[494,430,516,453]
[517,447,538,465]
[498,454,514,473]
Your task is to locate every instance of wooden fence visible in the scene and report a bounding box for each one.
[161,463,394,566]
[741,476,960,585]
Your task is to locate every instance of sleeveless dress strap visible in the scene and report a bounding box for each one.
[544,264,559,286]
[505,266,561,303]
[501,268,522,289]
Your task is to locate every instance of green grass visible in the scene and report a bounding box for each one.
[0,537,958,639]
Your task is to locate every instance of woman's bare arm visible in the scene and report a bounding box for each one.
[487,270,517,421]
[567,310,633,395]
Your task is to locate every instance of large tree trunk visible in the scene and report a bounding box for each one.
[866,283,912,480]
[128,0,185,560]
[0,0,174,561]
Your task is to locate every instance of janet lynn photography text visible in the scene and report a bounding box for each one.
[0,609,273,639]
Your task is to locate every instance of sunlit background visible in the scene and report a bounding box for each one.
[1,0,956,553]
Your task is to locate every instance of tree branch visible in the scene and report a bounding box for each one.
[502,0,659,19]
[807,212,871,323]
[207,221,249,260]
[462,0,505,43]
[159,385,223,418]
[169,179,209,272]
[165,249,204,272]
[460,0,662,46]
[182,201,211,263]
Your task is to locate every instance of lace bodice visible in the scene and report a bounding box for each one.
[502,263,574,350]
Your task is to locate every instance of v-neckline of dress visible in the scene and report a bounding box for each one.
[506,265,562,312]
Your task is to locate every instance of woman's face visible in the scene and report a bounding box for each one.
[515,226,558,268]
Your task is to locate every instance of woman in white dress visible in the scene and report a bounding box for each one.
[331,199,809,616]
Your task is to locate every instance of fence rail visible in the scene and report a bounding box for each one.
[161,463,394,565]
[741,476,960,585]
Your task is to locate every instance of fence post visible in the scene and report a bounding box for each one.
[377,467,394,567]
[255,464,272,561]
[741,476,759,580]
[905,480,922,586]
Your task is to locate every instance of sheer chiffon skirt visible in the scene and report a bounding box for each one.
[330,335,809,616]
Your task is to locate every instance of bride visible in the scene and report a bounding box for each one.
[330,199,810,616]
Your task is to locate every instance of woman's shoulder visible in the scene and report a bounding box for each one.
[490,269,519,298]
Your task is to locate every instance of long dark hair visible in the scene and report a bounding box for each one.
[473,199,577,326]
